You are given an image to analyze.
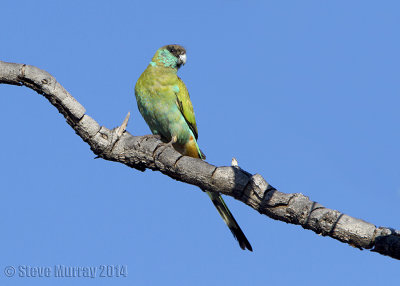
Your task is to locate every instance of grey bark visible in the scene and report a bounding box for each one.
[1,60,399,260]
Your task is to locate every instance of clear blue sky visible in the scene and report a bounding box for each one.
[1,1,399,285]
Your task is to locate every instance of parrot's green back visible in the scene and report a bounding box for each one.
[135,45,252,251]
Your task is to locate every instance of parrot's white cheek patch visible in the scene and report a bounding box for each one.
[179,54,187,65]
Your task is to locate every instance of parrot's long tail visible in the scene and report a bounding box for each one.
[206,191,253,251]
[186,135,252,250]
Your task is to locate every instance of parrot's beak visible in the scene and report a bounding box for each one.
[179,54,187,66]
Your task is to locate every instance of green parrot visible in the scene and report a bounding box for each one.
[134,44,252,251]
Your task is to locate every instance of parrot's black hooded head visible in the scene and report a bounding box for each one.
[152,44,186,69]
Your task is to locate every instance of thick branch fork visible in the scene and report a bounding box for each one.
[1,60,399,260]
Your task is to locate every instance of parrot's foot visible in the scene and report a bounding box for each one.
[155,135,177,155]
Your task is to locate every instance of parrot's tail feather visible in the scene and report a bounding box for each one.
[199,149,206,160]
[206,191,252,251]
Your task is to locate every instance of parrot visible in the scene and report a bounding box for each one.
[134,44,252,251]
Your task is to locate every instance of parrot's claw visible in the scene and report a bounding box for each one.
[156,135,177,155]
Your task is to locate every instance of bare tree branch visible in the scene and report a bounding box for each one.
[1,60,399,260]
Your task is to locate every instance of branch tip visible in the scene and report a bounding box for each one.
[117,111,130,137]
